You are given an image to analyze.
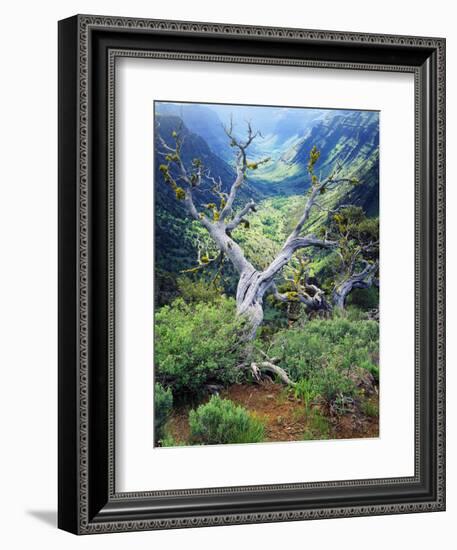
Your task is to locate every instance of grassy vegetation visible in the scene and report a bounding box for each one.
[155,297,245,400]
[188,396,266,445]
[157,312,379,446]
[302,410,331,440]
[260,318,378,385]
[361,399,379,418]
[154,206,380,446]
[153,107,380,447]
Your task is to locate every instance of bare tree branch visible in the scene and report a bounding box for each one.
[289,178,356,240]
[219,120,268,221]
[333,260,379,309]
[226,200,257,231]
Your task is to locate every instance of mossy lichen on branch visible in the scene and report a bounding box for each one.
[307,145,321,174]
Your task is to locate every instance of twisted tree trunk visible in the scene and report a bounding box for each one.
[203,223,270,339]
[236,268,272,339]
[157,123,352,339]
[234,235,335,339]
[333,261,378,309]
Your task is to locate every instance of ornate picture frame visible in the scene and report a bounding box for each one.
[58,14,445,534]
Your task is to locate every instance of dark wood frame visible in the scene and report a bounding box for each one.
[58,14,446,534]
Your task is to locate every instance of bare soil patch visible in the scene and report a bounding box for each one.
[166,382,379,445]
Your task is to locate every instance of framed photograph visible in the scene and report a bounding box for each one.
[58,14,446,534]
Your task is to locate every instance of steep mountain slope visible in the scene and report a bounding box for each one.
[293,110,379,215]
[154,114,235,301]
[155,103,232,161]
[154,107,379,304]
[251,110,379,216]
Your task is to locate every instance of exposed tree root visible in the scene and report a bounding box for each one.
[250,361,296,387]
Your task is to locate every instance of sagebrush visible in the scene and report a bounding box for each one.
[189,396,266,445]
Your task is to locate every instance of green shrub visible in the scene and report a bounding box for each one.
[155,297,245,399]
[263,328,325,380]
[265,318,379,382]
[160,432,183,447]
[360,359,379,382]
[262,318,378,408]
[188,396,265,445]
[176,275,224,304]
[360,399,379,417]
[293,378,319,407]
[154,383,173,443]
[312,366,357,403]
[342,306,368,322]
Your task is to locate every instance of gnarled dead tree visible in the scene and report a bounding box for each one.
[271,256,332,323]
[324,206,379,309]
[157,120,357,338]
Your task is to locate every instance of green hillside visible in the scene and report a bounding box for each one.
[154,106,379,305]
